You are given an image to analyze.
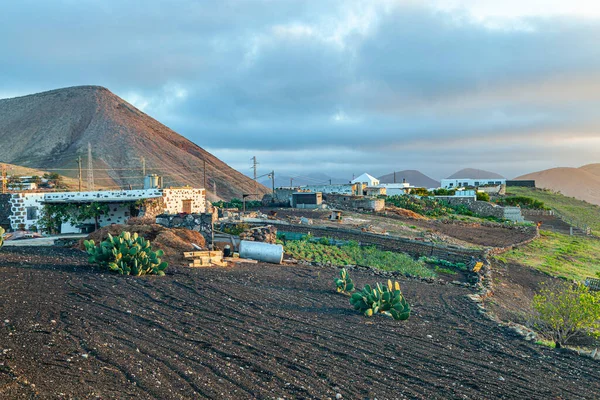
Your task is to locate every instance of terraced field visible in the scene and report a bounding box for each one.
[1,247,599,399]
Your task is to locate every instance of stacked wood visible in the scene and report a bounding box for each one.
[184,251,228,267]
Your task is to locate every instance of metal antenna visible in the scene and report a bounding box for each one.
[76,156,82,191]
[87,143,95,190]
[251,156,259,199]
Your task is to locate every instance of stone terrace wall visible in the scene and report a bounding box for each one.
[0,194,12,229]
[155,213,215,243]
[252,222,485,263]
[324,194,385,212]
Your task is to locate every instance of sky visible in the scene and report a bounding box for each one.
[2,0,600,182]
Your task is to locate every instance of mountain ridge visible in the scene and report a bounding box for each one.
[0,85,268,200]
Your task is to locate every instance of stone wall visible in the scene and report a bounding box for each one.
[521,209,554,217]
[0,194,12,229]
[324,194,385,212]
[161,188,206,214]
[155,213,216,243]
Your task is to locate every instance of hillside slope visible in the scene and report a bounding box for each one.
[447,168,504,179]
[515,166,600,206]
[0,86,268,200]
[378,170,440,188]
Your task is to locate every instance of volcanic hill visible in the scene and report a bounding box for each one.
[447,168,504,179]
[378,170,440,188]
[516,164,600,206]
[0,86,268,200]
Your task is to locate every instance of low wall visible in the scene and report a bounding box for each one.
[521,209,554,217]
[155,213,216,243]
[324,194,385,212]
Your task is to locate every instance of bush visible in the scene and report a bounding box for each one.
[349,280,411,320]
[84,232,168,276]
[476,192,490,202]
[497,196,549,210]
[532,281,600,347]
[386,195,453,217]
[222,223,250,236]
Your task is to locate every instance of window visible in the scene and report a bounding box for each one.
[26,207,38,221]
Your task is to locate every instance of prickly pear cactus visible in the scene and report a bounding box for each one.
[349,279,410,321]
[0,227,4,248]
[84,232,168,276]
[334,268,355,293]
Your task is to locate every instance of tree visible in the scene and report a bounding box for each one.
[476,192,490,202]
[532,281,600,347]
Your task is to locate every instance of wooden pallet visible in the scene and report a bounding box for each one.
[184,250,228,267]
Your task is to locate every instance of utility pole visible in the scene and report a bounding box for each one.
[141,156,146,176]
[290,177,293,187]
[268,170,275,195]
[87,142,95,191]
[203,159,207,189]
[76,156,82,191]
[251,156,258,199]
[394,171,396,183]
[1,164,6,194]
[329,179,332,185]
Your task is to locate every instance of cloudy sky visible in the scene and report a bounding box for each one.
[2,0,600,181]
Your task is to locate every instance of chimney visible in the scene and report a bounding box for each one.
[402,178,406,183]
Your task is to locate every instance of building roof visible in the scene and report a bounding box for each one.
[351,173,379,184]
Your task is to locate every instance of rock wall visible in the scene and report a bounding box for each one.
[155,213,215,243]
[324,194,385,212]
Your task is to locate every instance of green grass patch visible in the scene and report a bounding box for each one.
[506,187,600,233]
[284,240,436,278]
[495,230,600,281]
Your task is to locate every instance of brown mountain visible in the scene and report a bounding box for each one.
[0,86,268,200]
[447,168,504,179]
[516,165,600,206]
[378,170,440,188]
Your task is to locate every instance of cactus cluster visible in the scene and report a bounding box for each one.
[84,232,168,276]
[349,280,411,320]
[334,268,355,293]
[0,227,4,248]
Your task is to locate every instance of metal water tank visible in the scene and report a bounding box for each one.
[144,174,162,189]
[239,240,283,264]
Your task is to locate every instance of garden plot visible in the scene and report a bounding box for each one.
[1,246,599,399]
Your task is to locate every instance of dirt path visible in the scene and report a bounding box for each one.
[1,247,598,399]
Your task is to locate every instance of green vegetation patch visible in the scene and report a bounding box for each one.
[495,231,600,281]
[284,239,436,278]
[506,187,600,232]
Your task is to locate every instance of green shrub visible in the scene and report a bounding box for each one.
[222,223,250,236]
[386,195,453,217]
[0,227,4,248]
[349,280,411,320]
[84,232,168,276]
[334,268,355,293]
[532,281,600,347]
[476,192,490,202]
[497,196,549,210]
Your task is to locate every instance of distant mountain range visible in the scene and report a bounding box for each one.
[516,164,600,206]
[258,172,349,188]
[378,170,440,188]
[0,86,269,200]
[446,168,505,179]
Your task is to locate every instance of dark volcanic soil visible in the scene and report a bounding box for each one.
[1,247,599,399]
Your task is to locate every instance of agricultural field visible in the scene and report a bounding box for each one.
[283,239,437,278]
[494,230,600,281]
[1,246,600,399]
[506,187,600,233]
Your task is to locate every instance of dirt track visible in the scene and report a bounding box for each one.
[1,247,599,399]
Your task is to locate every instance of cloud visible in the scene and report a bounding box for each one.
[1,0,600,180]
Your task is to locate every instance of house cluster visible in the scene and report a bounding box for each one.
[0,175,206,234]
[272,171,535,222]
[273,173,416,212]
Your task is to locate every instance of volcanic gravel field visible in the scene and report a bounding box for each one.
[1,247,599,399]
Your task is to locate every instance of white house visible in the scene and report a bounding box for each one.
[378,182,412,196]
[7,187,206,233]
[441,178,505,189]
[351,173,380,187]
